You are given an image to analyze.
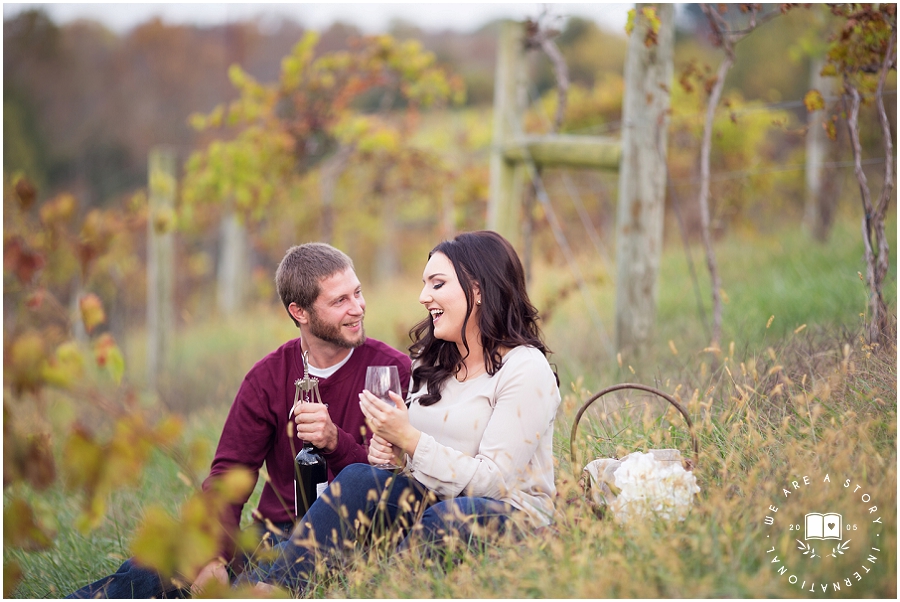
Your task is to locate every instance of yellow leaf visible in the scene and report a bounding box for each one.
[3,496,55,550]
[131,506,180,579]
[39,193,77,226]
[215,467,256,504]
[7,331,47,395]
[41,340,85,389]
[4,561,23,598]
[154,415,184,446]
[79,293,106,334]
[625,8,637,36]
[62,427,105,493]
[804,89,826,112]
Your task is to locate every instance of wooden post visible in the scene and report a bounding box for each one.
[614,3,675,358]
[147,146,176,391]
[803,55,838,240]
[216,207,249,316]
[488,20,526,250]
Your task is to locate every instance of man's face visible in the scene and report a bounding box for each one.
[306,268,366,349]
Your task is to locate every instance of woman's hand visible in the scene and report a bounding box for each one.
[359,390,421,457]
[368,433,403,467]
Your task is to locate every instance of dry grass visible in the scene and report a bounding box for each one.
[215,328,894,599]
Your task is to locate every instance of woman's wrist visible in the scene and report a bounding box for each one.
[401,426,421,458]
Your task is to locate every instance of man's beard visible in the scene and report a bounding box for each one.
[307,308,366,349]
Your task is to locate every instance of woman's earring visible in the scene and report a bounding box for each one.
[476,299,482,305]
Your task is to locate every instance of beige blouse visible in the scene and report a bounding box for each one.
[405,345,561,526]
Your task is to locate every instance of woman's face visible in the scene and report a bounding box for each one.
[419,252,480,347]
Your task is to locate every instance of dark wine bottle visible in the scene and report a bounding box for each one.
[292,351,330,517]
[294,444,327,517]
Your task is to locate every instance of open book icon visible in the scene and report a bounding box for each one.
[804,512,842,540]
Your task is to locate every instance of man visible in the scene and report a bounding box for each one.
[68,243,411,598]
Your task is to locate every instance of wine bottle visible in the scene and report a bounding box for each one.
[294,444,328,517]
[292,351,330,517]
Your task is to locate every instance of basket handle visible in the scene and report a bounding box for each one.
[569,382,699,470]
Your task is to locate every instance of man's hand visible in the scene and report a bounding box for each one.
[191,558,229,595]
[294,402,339,452]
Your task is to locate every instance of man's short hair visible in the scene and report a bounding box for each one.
[275,243,354,325]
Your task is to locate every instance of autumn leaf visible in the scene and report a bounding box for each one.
[4,561,23,598]
[132,496,222,582]
[3,496,55,551]
[214,467,256,504]
[641,7,661,47]
[61,426,111,532]
[25,288,46,310]
[6,331,47,395]
[93,333,125,384]
[39,193,77,226]
[14,176,36,210]
[804,89,826,112]
[625,8,637,36]
[153,415,185,447]
[79,293,106,334]
[61,425,105,492]
[15,433,56,491]
[3,237,46,285]
[77,209,116,278]
[41,340,85,389]
[131,506,181,579]
[3,410,56,490]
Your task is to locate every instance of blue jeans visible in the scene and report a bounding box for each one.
[243,463,515,592]
[66,521,293,599]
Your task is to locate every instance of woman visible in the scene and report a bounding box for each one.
[247,230,560,593]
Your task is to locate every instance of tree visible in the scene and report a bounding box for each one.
[182,32,464,280]
[817,4,896,345]
[2,174,185,595]
[697,4,781,348]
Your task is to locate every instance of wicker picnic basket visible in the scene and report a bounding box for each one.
[569,383,699,518]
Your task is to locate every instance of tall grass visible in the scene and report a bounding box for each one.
[5,217,896,597]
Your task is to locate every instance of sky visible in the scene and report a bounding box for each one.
[3,1,634,35]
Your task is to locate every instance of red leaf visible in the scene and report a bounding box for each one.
[3,237,46,285]
[14,177,36,210]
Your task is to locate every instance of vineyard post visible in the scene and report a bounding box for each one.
[488,21,620,254]
[488,20,527,249]
[803,55,839,241]
[216,207,249,316]
[614,3,674,358]
[147,146,175,392]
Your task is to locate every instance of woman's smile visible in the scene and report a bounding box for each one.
[419,252,476,346]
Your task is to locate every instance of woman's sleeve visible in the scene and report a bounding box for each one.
[406,350,559,499]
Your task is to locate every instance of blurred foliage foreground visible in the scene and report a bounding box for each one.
[4,169,897,598]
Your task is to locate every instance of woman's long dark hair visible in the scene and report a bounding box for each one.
[409,230,553,406]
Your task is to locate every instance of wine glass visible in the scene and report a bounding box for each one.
[365,365,402,470]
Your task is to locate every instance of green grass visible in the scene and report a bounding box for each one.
[4,214,896,598]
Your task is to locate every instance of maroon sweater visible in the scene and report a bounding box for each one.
[201,337,410,558]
